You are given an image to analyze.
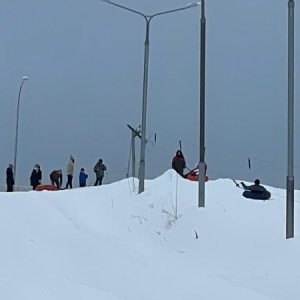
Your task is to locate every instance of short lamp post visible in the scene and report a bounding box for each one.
[13,76,29,188]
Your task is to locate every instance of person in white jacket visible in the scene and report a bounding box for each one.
[65,155,74,189]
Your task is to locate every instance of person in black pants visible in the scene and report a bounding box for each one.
[30,164,42,190]
[65,155,74,189]
[171,150,186,177]
[94,159,107,186]
[6,164,14,192]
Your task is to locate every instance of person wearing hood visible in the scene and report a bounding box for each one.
[6,164,14,192]
[172,150,186,177]
[30,164,42,190]
[94,159,107,186]
[65,155,74,189]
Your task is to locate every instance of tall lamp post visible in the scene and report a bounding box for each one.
[13,76,29,189]
[286,0,295,239]
[102,0,199,194]
[198,0,206,207]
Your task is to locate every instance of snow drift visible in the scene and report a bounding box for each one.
[0,170,299,300]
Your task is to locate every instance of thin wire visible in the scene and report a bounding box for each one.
[147,129,300,170]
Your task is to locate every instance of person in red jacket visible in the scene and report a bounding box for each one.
[172,150,186,177]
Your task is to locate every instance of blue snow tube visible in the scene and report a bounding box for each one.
[242,190,271,200]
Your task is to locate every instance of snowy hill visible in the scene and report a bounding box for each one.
[0,170,299,300]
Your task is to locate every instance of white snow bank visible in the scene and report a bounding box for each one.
[0,170,299,300]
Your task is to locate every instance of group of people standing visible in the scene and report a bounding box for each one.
[4,156,107,192]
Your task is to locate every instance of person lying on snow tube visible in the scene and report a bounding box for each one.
[241,179,271,200]
[186,163,209,182]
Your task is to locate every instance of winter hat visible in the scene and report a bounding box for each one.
[254,179,260,185]
[34,164,39,168]
[176,150,183,157]
[9,164,13,169]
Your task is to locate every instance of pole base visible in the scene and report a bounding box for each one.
[286,175,294,239]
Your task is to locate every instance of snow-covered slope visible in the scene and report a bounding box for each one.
[0,170,299,300]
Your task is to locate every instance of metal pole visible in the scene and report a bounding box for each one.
[198,0,206,207]
[127,124,141,178]
[138,20,150,194]
[13,80,26,189]
[101,1,198,193]
[286,0,295,239]
[132,131,136,177]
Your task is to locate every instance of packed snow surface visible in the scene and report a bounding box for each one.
[0,170,299,300]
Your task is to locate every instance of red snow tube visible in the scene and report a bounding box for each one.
[35,185,59,191]
[187,174,209,182]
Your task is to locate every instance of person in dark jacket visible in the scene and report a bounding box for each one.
[172,150,186,177]
[50,169,63,189]
[79,168,88,187]
[94,159,107,186]
[241,179,271,200]
[241,179,268,192]
[30,164,42,190]
[6,164,14,192]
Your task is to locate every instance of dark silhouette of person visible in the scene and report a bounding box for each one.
[94,159,107,186]
[6,164,14,192]
[241,179,268,192]
[172,150,186,177]
[30,164,42,190]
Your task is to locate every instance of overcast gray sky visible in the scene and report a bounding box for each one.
[0,0,299,188]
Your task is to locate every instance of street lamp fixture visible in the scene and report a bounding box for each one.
[188,3,199,8]
[102,0,198,194]
[13,75,29,189]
